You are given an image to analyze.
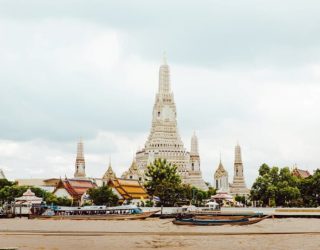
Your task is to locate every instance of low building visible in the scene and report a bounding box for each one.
[53,178,97,205]
[107,178,149,206]
[15,178,60,193]
[14,188,43,215]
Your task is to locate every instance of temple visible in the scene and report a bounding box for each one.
[229,143,250,196]
[213,156,229,193]
[74,138,86,178]
[102,159,117,184]
[132,56,207,190]
[53,177,96,205]
[121,158,146,182]
[291,165,311,179]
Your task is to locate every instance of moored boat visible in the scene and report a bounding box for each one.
[172,215,271,226]
[29,205,159,220]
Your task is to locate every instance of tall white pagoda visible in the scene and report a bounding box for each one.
[229,143,250,196]
[134,56,207,190]
[74,138,86,178]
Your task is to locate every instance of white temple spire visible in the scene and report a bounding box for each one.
[158,54,171,93]
[74,138,86,178]
[230,142,249,196]
[163,51,167,65]
[235,143,242,164]
[108,156,112,167]
[190,131,199,156]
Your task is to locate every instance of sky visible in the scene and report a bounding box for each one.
[0,0,320,186]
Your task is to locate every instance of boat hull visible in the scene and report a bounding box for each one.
[29,210,159,220]
[172,216,270,226]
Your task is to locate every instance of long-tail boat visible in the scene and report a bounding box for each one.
[172,215,271,226]
[29,205,159,220]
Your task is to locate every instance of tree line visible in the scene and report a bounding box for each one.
[251,163,320,207]
[0,179,72,206]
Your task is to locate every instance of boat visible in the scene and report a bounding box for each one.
[172,215,271,226]
[192,215,253,220]
[29,205,159,220]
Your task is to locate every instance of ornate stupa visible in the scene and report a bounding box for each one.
[121,158,145,182]
[102,159,116,183]
[229,143,250,196]
[134,56,207,190]
[74,138,86,178]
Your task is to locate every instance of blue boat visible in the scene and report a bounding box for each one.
[173,215,270,226]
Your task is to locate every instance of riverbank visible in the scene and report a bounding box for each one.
[0,218,319,249]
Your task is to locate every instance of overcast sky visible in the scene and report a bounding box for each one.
[0,0,320,186]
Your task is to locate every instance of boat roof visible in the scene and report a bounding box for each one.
[53,205,140,211]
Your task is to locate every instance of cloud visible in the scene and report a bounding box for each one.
[2,0,320,67]
[0,1,320,186]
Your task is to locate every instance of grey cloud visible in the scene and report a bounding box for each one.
[1,1,320,67]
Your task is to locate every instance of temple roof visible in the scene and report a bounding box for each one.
[102,165,116,180]
[54,178,96,199]
[292,168,311,179]
[128,158,139,173]
[15,188,43,203]
[214,161,228,178]
[108,178,148,200]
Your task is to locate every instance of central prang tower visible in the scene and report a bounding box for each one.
[135,56,207,190]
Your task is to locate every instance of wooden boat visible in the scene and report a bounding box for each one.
[30,210,158,220]
[29,205,159,220]
[192,215,253,220]
[172,215,271,226]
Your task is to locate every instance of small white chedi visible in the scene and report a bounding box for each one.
[229,143,250,196]
[74,138,86,178]
[125,55,207,190]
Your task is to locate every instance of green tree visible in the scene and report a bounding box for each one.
[251,164,301,207]
[300,169,320,207]
[145,159,182,206]
[206,186,217,198]
[87,185,119,206]
[0,179,14,190]
[0,185,72,206]
[235,195,246,204]
[0,185,26,203]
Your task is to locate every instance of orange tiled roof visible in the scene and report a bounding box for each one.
[55,178,96,200]
[292,168,311,179]
[108,178,148,200]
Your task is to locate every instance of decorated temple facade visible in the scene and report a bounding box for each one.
[102,159,117,184]
[133,57,207,190]
[213,158,229,193]
[121,158,146,182]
